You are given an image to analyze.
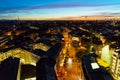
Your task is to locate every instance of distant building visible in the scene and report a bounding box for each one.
[10,30,16,40]
[111,48,120,78]
[32,43,51,51]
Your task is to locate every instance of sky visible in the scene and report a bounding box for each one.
[0,0,120,20]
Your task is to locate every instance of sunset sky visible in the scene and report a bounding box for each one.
[0,0,120,20]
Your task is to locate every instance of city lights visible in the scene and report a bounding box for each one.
[0,1,120,80]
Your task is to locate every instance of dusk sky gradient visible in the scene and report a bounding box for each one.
[0,0,120,20]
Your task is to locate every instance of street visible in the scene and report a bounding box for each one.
[55,28,85,80]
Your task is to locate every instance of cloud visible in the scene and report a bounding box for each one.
[23,3,117,10]
[0,15,15,20]
[98,12,120,16]
[0,3,119,14]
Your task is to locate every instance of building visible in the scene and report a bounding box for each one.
[0,57,20,80]
[82,53,114,80]
[36,58,57,80]
[111,48,120,78]
[0,47,40,65]
[101,45,111,66]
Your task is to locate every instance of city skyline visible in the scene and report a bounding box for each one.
[0,0,120,20]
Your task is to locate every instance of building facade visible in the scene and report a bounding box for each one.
[111,49,120,78]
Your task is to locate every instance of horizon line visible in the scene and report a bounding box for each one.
[1,15,120,20]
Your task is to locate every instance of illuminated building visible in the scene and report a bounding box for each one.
[111,48,120,78]
[10,30,16,40]
[32,43,50,52]
[101,45,111,66]
[0,47,40,65]
[82,53,114,80]
[0,47,40,80]
[0,41,62,80]
[10,25,17,40]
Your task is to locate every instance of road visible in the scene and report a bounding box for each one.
[55,28,85,80]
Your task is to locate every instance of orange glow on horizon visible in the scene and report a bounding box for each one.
[2,16,120,20]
